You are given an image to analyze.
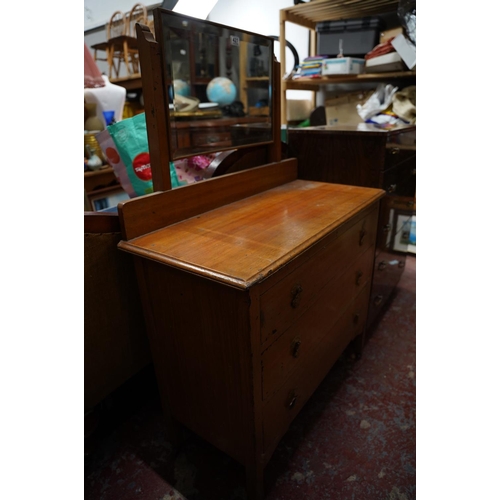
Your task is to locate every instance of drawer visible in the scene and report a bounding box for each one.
[262,284,371,455]
[368,253,406,326]
[377,198,414,252]
[381,160,416,198]
[260,207,378,346]
[261,247,375,402]
[372,252,405,289]
[384,145,416,170]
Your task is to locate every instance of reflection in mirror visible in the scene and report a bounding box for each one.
[156,9,274,159]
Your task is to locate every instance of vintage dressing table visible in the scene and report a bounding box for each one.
[117,9,385,499]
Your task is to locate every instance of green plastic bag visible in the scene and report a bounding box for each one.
[106,113,184,196]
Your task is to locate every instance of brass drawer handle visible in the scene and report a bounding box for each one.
[291,338,302,358]
[374,295,383,307]
[359,229,366,246]
[287,390,298,409]
[291,284,303,308]
[390,147,400,155]
[356,270,363,285]
[386,184,397,193]
[378,261,387,271]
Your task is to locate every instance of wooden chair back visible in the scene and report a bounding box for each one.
[127,3,149,36]
[107,10,127,40]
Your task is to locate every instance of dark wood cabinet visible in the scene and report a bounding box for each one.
[287,123,416,326]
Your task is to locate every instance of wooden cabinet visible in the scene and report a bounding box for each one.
[84,166,128,211]
[117,159,384,500]
[279,0,416,124]
[287,123,416,327]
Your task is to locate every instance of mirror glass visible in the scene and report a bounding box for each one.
[156,9,274,159]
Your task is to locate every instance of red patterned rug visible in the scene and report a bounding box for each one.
[85,256,416,500]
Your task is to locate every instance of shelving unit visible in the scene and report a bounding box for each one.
[279,0,415,124]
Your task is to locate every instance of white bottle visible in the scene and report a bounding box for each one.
[84,75,126,129]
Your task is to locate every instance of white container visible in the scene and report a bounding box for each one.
[84,75,126,129]
[322,57,365,76]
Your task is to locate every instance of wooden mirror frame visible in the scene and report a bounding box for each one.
[136,8,282,192]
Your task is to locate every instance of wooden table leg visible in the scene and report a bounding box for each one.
[246,463,264,500]
[123,40,131,77]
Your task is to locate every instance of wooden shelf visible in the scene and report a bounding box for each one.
[245,77,270,82]
[280,0,399,27]
[84,165,113,178]
[84,166,119,194]
[109,74,142,91]
[279,0,412,124]
[285,71,416,90]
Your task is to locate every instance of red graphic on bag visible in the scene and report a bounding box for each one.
[132,152,152,181]
[105,147,120,164]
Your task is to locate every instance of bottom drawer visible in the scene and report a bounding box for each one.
[262,284,370,456]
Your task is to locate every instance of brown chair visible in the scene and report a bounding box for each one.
[91,9,141,79]
[126,3,150,35]
[108,10,139,79]
[122,3,151,74]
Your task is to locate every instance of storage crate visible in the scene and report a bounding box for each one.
[317,17,384,58]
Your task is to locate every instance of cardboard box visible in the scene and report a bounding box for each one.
[286,99,314,122]
[322,57,365,75]
[324,91,371,126]
[391,34,416,70]
[379,27,403,43]
[365,52,406,73]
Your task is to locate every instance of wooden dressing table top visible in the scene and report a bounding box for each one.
[119,161,384,289]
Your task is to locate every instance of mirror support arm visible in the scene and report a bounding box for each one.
[136,22,173,192]
[268,57,282,164]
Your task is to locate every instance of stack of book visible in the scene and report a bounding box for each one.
[293,55,327,79]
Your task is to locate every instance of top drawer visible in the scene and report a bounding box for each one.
[384,128,416,170]
[259,205,378,346]
[384,145,416,170]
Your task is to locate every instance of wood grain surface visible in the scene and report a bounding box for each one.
[119,175,384,288]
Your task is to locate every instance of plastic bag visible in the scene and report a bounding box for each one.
[98,113,185,197]
[398,0,416,46]
[357,84,398,121]
[174,154,219,185]
[97,113,220,197]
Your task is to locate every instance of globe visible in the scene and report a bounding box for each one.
[206,77,237,106]
[173,79,190,98]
